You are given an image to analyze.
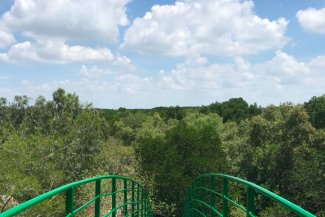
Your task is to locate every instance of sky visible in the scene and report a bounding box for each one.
[0,0,325,108]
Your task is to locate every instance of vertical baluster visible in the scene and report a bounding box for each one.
[195,179,199,217]
[222,178,229,217]
[112,178,117,217]
[145,196,149,217]
[132,181,135,217]
[246,187,255,217]
[95,180,101,217]
[141,188,144,217]
[124,179,128,217]
[190,186,194,217]
[210,176,216,217]
[137,184,140,216]
[66,188,74,216]
[201,176,205,215]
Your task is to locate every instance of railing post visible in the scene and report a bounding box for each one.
[145,196,148,217]
[222,178,229,217]
[131,181,135,217]
[246,187,255,217]
[185,188,190,217]
[201,176,205,215]
[141,188,144,217]
[210,176,216,217]
[124,179,128,216]
[137,184,140,216]
[195,179,199,217]
[66,188,74,216]
[190,187,193,217]
[95,180,101,217]
[112,178,116,217]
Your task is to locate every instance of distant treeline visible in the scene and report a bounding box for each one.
[101,97,262,124]
[0,89,324,216]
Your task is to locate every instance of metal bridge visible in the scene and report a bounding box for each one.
[0,174,315,217]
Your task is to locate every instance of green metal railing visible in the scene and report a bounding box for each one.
[0,175,153,217]
[182,173,315,217]
[1,174,316,217]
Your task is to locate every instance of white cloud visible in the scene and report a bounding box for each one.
[15,51,325,108]
[21,79,70,92]
[0,87,13,98]
[308,56,325,69]
[0,40,115,63]
[256,50,309,76]
[80,65,110,79]
[19,66,154,108]
[297,8,325,33]
[122,0,288,57]
[75,51,325,107]
[1,0,129,43]
[78,64,150,93]
[0,53,10,63]
[159,51,324,105]
[0,0,133,64]
[0,27,15,48]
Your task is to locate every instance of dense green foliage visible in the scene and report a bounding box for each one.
[0,89,324,216]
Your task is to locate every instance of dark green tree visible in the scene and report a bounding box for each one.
[304,95,325,129]
[135,113,227,216]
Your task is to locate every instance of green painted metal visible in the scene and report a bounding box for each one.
[95,180,101,217]
[136,183,140,216]
[112,177,116,217]
[0,173,316,217]
[201,176,205,214]
[65,188,74,216]
[222,178,229,217]
[210,176,216,217]
[246,187,255,217]
[124,179,128,216]
[131,181,135,217]
[0,175,153,217]
[182,173,316,217]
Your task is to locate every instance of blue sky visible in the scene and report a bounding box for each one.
[0,0,324,108]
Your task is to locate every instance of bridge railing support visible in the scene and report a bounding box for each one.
[0,175,153,217]
[182,173,315,217]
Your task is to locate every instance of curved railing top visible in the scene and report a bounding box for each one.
[1,173,316,217]
[0,175,152,217]
[186,173,315,217]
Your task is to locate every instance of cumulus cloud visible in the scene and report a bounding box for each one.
[75,51,325,107]
[79,64,150,93]
[0,0,133,64]
[1,0,129,42]
[16,51,325,108]
[21,79,70,92]
[256,50,309,76]
[159,51,324,104]
[0,27,15,48]
[80,65,111,79]
[0,40,115,63]
[19,64,154,108]
[297,8,325,33]
[122,0,288,57]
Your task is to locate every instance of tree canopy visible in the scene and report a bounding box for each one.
[0,89,324,216]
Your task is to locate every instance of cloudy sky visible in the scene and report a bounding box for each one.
[0,0,324,108]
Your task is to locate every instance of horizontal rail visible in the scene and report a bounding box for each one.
[0,175,153,217]
[183,173,315,217]
[198,186,247,212]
